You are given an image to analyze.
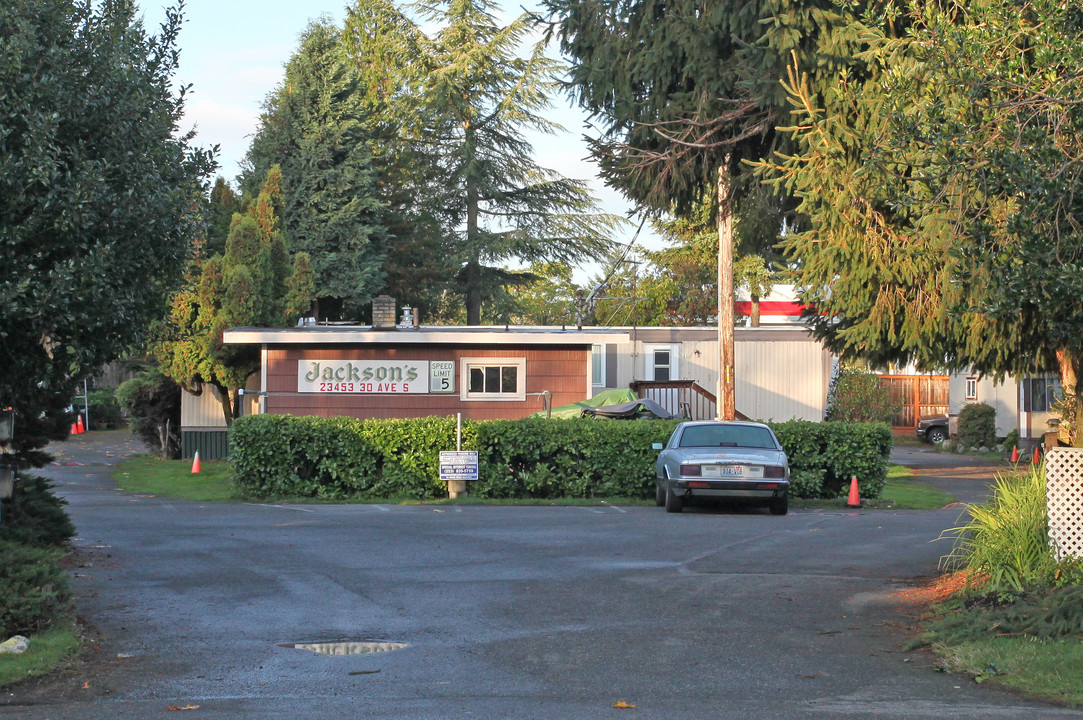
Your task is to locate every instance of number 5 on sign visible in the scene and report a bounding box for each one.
[430,361,455,393]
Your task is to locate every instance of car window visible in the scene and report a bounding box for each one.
[678,425,777,449]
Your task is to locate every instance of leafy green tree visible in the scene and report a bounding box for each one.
[158,167,314,425]
[344,0,620,325]
[245,18,390,321]
[0,0,214,466]
[503,263,578,325]
[769,1,1083,440]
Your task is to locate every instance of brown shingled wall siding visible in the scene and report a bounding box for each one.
[264,345,588,421]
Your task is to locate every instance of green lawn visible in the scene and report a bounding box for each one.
[935,635,1083,707]
[0,625,81,689]
[113,455,237,502]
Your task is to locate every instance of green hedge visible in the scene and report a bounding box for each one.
[772,420,894,499]
[230,415,892,501]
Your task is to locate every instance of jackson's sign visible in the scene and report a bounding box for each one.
[298,360,428,394]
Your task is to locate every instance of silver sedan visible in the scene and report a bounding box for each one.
[653,421,790,515]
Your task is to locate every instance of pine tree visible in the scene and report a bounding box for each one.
[545,0,858,411]
[205,177,240,257]
[244,19,389,322]
[344,0,620,324]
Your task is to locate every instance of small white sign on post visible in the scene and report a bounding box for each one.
[440,450,478,499]
[439,451,479,481]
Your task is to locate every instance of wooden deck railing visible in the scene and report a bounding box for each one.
[629,380,731,421]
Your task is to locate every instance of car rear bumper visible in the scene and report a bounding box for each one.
[672,479,788,499]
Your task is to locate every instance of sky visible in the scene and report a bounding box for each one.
[135,0,658,281]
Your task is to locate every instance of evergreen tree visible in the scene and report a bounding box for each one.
[0,0,214,466]
[544,0,857,413]
[344,0,620,325]
[206,177,240,258]
[245,18,389,321]
[770,0,1083,441]
[158,167,314,425]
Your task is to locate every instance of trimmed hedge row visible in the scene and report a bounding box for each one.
[230,415,893,501]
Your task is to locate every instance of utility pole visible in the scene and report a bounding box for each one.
[717,159,736,421]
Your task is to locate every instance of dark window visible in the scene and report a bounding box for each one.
[467,363,521,396]
[1024,376,1059,413]
[654,350,671,382]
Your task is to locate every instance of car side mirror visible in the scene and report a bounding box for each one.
[651,443,663,451]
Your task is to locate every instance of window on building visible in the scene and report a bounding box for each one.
[592,345,605,386]
[1023,376,1059,413]
[965,377,978,401]
[644,344,679,382]
[460,358,526,401]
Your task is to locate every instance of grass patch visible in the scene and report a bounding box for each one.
[113,456,237,502]
[0,624,81,689]
[790,465,955,510]
[110,457,948,510]
[938,636,1083,705]
[933,631,1083,706]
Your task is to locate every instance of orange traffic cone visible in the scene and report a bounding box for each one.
[1010,446,1019,463]
[1033,446,1041,464]
[71,422,78,435]
[76,414,85,434]
[846,475,862,508]
[191,450,201,474]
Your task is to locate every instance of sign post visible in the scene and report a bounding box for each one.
[439,450,478,499]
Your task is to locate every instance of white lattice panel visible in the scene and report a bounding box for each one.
[1045,448,1083,561]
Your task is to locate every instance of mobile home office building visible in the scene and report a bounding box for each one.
[180,320,833,459]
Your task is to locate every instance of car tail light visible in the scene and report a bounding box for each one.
[757,483,780,490]
[680,464,702,476]
[763,465,786,478]
[688,481,710,488]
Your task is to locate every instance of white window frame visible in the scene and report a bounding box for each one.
[964,377,978,401]
[460,357,526,402]
[643,343,679,382]
[591,345,606,387]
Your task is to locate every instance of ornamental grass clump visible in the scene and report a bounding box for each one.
[940,464,1082,598]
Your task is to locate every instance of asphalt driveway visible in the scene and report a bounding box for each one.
[3,431,1079,719]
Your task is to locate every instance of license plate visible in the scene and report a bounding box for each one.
[703,465,763,479]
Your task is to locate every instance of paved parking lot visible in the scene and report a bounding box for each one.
[4,432,1079,719]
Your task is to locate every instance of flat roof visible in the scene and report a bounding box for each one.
[223,325,631,346]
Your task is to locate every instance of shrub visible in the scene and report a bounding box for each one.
[0,541,71,637]
[957,402,997,449]
[86,389,123,429]
[474,418,677,499]
[825,368,899,423]
[359,416,476,499]
[228,414,891,502]
[0,475,76,547]
[116,369,181,459]
[771,420,893,498]
[941,465,1082,597]
[230,414,381,499]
